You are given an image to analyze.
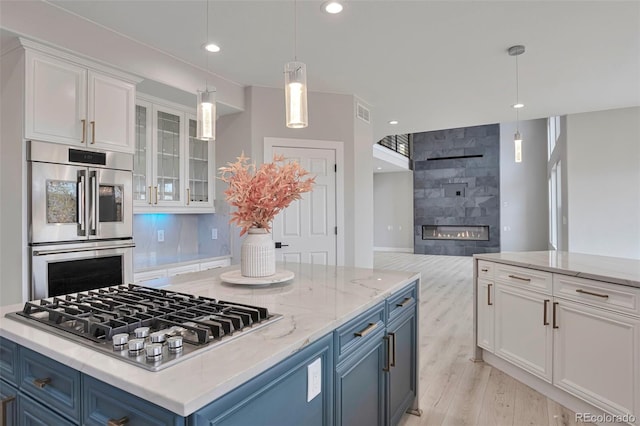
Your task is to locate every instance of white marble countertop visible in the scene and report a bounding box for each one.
[0,262,420,417]
[474,251,640,288]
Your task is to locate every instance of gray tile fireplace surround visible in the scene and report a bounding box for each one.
[413,124,500,256]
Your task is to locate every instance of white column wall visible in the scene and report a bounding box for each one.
[373,172,414,252]
[499,119,549,252]
[566,107,640,259]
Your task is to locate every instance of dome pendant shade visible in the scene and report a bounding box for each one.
[284,62,308,128]
[197,89,216,140]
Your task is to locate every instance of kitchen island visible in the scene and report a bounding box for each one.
[473,251,640,425]
[0,262,420,425]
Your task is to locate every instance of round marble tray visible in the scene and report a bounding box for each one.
[220,269,295,286]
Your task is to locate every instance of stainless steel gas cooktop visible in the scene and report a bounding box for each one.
[6,284,282,371]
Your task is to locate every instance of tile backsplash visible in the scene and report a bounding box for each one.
[133,213,231,269]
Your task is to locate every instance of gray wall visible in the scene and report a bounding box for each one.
[566,107,640,259]
[216,86,374,267]
[373,172,414,251]
[413,124,500,256]
[500,119,549,252]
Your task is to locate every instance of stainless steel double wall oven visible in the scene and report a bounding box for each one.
[28,141,134,299]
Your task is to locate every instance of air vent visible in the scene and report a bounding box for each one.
[356,103,370,123]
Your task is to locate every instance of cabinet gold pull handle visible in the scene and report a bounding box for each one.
[33,377,51,388]
[107,416,129,426]
[389,332,396,367]
[148,186,152,205]
[186,188,190,205]
[481,268,489,272]
[508,274,531,282]
[553,302,559,329]
[81,119,86,143]
[354,322,377,337]
[396,297,412,308]
[487,284,493,306]
[154,186,159,205]
[90,120,96,144]
[1,394,16,423]
[576,289,609,299]
[383,335,391,372]
[543,299,550,325]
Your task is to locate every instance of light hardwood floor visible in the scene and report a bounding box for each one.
[373,252,579,426]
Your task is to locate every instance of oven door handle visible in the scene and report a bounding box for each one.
[78,172,86,235]
[90,171,98,236]
[33,243,136,256]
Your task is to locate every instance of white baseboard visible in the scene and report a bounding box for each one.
[373,247,414,253]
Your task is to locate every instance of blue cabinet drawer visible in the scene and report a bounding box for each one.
[18,391,77,426]
[387,281,418,322]
[334,302,385,364]
[1,379,18,426]
[0,337,19,386]
[82,375,185,426]
[19,347,81,422]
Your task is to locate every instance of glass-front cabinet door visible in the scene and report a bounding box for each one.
[186,115,214,209]
[133,101,152,206]
[133,98,215,213]
[153,105,183,206]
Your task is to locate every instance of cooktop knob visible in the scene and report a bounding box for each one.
[134,327,150,338]
[167,336,183,353]
[112,333,129,351]
[128,338,145,356]
[150,331,166,343]
[145,343,163,361]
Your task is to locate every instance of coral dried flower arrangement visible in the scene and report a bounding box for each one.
[219,153,315,236]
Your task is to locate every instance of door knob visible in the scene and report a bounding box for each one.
[275,242,289,249]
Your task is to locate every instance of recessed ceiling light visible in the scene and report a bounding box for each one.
[321,1,344,14]
[512,103,524,109]
[203,43,221,53]
[376,166,383,170]
[389,120,399,125]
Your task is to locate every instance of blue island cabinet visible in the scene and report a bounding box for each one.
[189,333,334,426]
[334,281,419,426]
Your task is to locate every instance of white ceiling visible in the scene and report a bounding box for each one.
[9,1,640,143]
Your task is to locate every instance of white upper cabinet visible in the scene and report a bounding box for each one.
[23,43,137,153]
[134,95,215,213]
[87,71,135,152]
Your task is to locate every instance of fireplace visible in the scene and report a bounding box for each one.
[422,225,489,241]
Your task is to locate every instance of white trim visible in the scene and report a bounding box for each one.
[18,37,142,84]
[373,247,414,253]
[264,137,345,266]
[373,144,410,170]
[137,93,197,115]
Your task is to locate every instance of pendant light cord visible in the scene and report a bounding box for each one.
[205,0,210,90]
[515,53,519,130]
[294,0,298,62]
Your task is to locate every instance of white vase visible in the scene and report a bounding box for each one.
[240,227,276,277]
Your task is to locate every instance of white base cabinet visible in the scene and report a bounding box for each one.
[494,283,553,383]
[553,299,640,419]
[475,259,640,425]
[476,279,494,351]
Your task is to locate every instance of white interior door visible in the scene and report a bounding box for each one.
[271,146,337,265]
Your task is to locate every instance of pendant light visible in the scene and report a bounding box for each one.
[197,0,217,140]
[508,45,525,163]
[285,0,308,128]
